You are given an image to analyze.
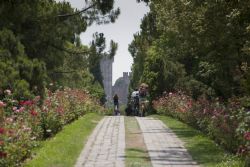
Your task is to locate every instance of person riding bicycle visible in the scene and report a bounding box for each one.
[131,88,139,116]
[138,83,149,117]
[113,94,120,115]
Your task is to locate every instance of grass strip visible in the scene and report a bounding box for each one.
[125,116,152,167]
[153,115,245,167]
[25,113,103,167]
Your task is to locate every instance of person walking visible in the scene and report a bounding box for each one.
[113,94,119,115]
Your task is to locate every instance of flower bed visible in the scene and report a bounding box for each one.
[153,92,250,161]
[0,88,104,166]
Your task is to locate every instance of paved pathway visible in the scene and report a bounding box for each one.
[75,116,125,167]
[136,117,200,167]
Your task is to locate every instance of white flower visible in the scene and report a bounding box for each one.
[46,129,52,133]
[31,136,37,140]
[4,89,11,95]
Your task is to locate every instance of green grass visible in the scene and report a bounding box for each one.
[153,115,245,167]
[24,113,103,167]
[125,117,152,167]
[125,148,152,167]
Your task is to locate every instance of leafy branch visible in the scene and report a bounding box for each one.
[57,3,97,18]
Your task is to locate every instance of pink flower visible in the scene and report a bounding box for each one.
[20,100,33,106]
[0,128,5,134]
[5,118,13,123]
[48,91,52,97]
[34,96,40,102]
[19,107,25,112]
[237,145,248,155]
[179,107,186,112]
[12,107,17,111]
[14,107,25,113]
[244,132,250,140]
[7,129,14,136]
[187,101,193,107]
[0,101,6,107]
[56,106,64,114]
[0,151,7,158]
[30,110,38,116]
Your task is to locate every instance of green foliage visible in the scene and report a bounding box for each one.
[0,0,120,102]
[0,61,19,93]
[177,76,215,99]
[0,29,46,99]
[13,80,32,99]
[89,33,118,85]
[0,1,119,165]
[0,88,105,167]
[141,45,186,98]
[153,92,250,163]
[0,1,119,164]
[131,0,250,99]
[132,0,250,164]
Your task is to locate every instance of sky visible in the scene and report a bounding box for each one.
[56,0,149,85]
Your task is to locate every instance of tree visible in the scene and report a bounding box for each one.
[0,0,120,100]
[131,0,250,99]
[0,29,46,99]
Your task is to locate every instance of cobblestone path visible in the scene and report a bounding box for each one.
[75,116,125,167]
[136,117,200,167]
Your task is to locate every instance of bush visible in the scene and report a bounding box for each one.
[153,91,250,163]
[0,88,104,167]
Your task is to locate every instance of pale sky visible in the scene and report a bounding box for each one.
[56,0,149,85]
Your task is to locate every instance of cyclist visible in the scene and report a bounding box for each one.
[113,94,119,115]
[138,83,149,117]
[131,88,139,116]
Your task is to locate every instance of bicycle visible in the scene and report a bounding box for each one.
[132,97,139,116]
[114,104,120,116]
[139,99,149,117]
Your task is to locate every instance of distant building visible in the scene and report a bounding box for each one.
[112,72,131,105]
[100,56,114,103]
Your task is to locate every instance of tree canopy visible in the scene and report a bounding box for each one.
[130,0,250,100]
[0,0,119,101]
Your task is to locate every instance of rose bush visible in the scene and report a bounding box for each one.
[153,91,250,161]
[0,88,104,166]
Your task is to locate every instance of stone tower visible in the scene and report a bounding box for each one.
[100,56,114,103]
[112,72,131,105]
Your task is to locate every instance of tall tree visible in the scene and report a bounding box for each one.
[130,0,250,99]
[0,0,120,99]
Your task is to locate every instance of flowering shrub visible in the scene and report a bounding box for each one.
[0,88,104,166]
[153,91,250,159]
